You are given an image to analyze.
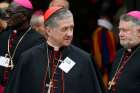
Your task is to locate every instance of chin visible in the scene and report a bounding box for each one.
[121,43,134,49]
[64,40,72,44]
[64,44,70,47]
[63,42,71,47]
[121,45,129,49]
[120,42,128,48]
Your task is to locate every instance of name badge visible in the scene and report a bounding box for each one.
[0,56,10,67]
[59,57,76,73]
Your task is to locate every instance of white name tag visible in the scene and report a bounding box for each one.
[0,56,10,67]
[59,57,76,73]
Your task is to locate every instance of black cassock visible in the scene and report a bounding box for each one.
[110,45,140,93]
[0,28,45,86]
[0,28,45,64]
[4,43,104,93]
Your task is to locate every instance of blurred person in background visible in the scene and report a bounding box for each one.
[91,0,117,88]
[30,10,46,38]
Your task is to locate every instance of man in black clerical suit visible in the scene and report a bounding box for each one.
[108,10,140,93]
[4,7,104,93]
[0,0,44,90]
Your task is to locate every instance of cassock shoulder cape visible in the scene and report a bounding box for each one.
[110,45,140,93]
[4,43,103,93]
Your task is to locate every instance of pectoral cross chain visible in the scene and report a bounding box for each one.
[108,78,116,90]
[46,81,53,93]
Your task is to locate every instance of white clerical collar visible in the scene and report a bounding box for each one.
[127,48,132,52]
[47,41,60,51]
[97,18,113,30]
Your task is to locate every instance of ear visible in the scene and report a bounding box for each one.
[137,26,140,37]
[45,27,52,36]
[46,27,51,32]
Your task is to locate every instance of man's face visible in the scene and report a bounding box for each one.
[34,16,45,33]
[4,6,27,28]
[47,16,74,47]
[119,20,140,48]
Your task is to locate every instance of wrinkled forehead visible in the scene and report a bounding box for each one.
[119,20,140,32]
[119,20,132,27]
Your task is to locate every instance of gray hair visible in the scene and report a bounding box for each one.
[44,8,73,28]
[30,10,44,26]
[49,0,69,9]
[120,14,140,26]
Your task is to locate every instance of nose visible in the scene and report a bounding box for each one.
[119,31,124,37]
[66,29,73,36]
